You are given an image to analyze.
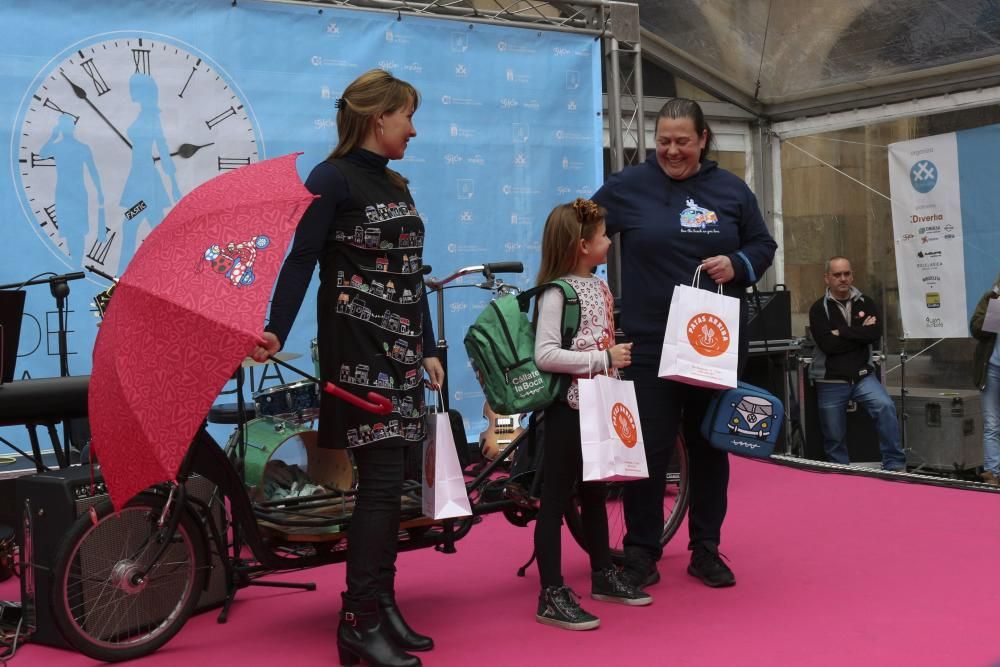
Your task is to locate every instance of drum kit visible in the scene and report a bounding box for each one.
[225,338,355,501]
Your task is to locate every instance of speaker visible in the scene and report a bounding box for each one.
[746,287,792,342]
[16,466,228,648]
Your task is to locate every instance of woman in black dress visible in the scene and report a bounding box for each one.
[254,69,443,667]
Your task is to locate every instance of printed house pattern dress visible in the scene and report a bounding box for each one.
[317,157,428,449]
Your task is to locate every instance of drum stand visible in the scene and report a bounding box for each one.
[215,364,316,625]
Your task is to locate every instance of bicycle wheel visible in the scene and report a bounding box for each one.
[49,492,208,663]
[565,435,690,563]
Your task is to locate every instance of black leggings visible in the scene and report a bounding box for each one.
[534,400,612,589]
[344,445,406,601]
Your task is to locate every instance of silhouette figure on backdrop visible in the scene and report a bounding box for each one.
[118,72,181,266]
[40,113,106,268]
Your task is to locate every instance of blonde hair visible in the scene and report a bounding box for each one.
[536,198,606,285]
[329,69,420,191]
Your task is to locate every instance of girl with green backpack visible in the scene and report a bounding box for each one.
[531,198,651,631]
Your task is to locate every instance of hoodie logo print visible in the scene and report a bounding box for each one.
[679,198,719,233]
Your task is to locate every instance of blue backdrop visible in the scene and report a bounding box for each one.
[0,0,602,448]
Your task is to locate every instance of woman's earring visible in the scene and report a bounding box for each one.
[378,125,384,136]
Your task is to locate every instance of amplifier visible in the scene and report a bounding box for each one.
[799,362,882,463]
[16,466,228,648]
[888,387,983,471]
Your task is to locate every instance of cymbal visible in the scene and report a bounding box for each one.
[241,352,302,368]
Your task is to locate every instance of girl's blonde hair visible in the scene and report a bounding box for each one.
[536,198,606,285]
[328,69,420,191]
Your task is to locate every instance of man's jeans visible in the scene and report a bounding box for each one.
[816,375,906,470]
[983,362,1000,475]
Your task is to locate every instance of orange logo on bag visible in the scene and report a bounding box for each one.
[424,442,436,488]
[611,402,638,447]
[686,313,730,357]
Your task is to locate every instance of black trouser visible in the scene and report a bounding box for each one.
[345,445,406,601]
[535,400,612,589]
[623,364,730,560]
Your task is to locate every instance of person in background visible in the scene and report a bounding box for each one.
[970,272,1000,485]
[808,256,906,472]
[253,69,443,667]
[532,198,651,632]
[593,98,777,591]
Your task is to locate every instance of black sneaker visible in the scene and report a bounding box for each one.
[687,543,736,588]
[621,546,660,589]
[536,586,600,631]
[591,567,653,606]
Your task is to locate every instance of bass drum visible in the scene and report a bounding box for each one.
[232,417,355,500]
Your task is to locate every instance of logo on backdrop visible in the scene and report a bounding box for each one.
[13,31,262,275]
[909,159,938,193]
[687,313,730,357]
[611,402,638,447]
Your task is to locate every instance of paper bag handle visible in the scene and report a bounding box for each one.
[692,265,724,294]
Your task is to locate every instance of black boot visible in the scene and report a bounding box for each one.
[337,594,421,667]
[376,591,434,652]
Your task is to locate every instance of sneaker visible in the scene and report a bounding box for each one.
[621,546,661,589]
[591,567,653,606]
[687,543,736,588]
[980,471,1000,486]
[536,586,600,631]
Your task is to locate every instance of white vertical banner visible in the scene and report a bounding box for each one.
[888,133,968,338]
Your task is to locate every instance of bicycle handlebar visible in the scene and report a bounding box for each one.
[425,261,523,290]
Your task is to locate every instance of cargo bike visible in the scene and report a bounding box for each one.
[40,262,690,662]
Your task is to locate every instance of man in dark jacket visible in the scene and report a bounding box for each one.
[808,257,906,471]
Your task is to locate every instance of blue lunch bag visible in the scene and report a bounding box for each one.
[700,381,783,458]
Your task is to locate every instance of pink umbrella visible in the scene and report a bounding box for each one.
[89,153,318,509]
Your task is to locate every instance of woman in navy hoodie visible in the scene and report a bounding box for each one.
[593,98,776,591]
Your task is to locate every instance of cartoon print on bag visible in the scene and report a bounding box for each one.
[727,395,773,439]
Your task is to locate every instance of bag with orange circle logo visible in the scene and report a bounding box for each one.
[578,365,649,482]
[658,267,740,389]
[422,390,473,519]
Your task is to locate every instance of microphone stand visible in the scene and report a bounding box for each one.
[0,271,86,466]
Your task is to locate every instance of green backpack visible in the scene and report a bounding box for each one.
[463,280,581,415]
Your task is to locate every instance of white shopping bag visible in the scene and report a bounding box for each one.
[579,372,649,482]
[422,392,472,520]
[659,266,740,389]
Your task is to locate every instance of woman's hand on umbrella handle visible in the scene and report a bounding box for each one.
[252,331,281,363]
[422,356,445,390]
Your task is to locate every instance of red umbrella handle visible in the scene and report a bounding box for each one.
[323,382,393,415]
[261,354,394,414]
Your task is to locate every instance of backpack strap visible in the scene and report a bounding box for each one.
[517,280,581,349]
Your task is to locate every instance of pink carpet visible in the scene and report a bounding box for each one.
[5,458,1000,666]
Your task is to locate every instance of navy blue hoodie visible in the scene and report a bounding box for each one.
[594,153,777,366]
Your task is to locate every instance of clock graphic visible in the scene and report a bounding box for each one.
[12,31,263,274]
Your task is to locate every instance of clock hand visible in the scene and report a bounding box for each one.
[59,70,132,149]
[152,142,215,162]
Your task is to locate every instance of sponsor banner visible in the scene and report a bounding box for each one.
[888,133,967,337]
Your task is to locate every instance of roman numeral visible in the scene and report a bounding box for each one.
[218,157,251,171]
[29,152,56,167]
[178,60,201,98]
[43,204,59,230]
[206,106,238,130]
[87,231,115,265]
[132,48,151,74]
[40,98,80,124]
[80,57,110,95]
